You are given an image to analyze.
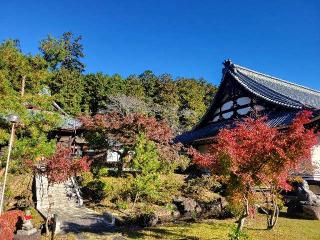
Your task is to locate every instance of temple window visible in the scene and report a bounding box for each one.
[236,97,251,105]
[237,107,251,115]
[212,115,220,122]
[221,101,233,111]
[222,111,233,119]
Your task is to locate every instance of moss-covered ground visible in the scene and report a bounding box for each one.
[122,212,320,240]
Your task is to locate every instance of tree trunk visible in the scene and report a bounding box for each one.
[45,185,52,236]
[117,150,128,176]
[236,196,249,232]
[132,192,139,210]
[267,202,279,229]
[21,75,26,97]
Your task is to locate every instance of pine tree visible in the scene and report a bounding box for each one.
[130,133,161,208]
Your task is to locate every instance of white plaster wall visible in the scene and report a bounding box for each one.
[106,151,120,162]
[311,136,320,176]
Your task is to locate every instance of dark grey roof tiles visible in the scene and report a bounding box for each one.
[232,65,320,109]
[60,115,82,130]
[175,120,233,144]
[176,110,300,144]
[176,61,320,144]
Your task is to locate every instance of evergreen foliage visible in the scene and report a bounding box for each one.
[130,133,161,205]
[0,40,61,172]
[0,32,216,174]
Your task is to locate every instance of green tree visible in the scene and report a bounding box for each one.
[49,69,84,115]
[139,70,160,100]
[124,75,146,100]
[0,40,61,171]
[40,32,85,72]
[82,73,125,113]
[177,78,216,130]
[130,133,161,208]
[82,73,109,113]
[157,74,179,107]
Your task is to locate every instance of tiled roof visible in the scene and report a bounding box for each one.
[175,110,301,144]
[175,120,233,144]
[231,64,320,109]
[176,60,320,144]
[60,115,82,130]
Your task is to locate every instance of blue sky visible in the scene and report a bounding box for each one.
[1,0,320,89]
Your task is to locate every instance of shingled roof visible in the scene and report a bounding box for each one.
[230,62,320,109]
[175,60,320,145]
[175,110,301,144]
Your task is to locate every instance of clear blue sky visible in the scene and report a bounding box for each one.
[1,0,320,89]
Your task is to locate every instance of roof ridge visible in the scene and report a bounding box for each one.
[234,64,320,95]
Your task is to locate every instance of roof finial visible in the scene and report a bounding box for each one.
[223,59,234,69]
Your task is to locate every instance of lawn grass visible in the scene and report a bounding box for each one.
[122,212,320,240]
[37,211,320,239]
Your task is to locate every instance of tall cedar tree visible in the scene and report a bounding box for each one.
[189,111,317,232]
[40,32,85,72]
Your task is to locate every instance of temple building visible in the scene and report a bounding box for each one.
[176,60,320,182]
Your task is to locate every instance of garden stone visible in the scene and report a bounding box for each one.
[302,205,320,220]
[287,180,320,220]
[199,201,222,218]
[172,210,181,219]
[157,208,175,223]
[137,213,159,227]
[173,196,199,214]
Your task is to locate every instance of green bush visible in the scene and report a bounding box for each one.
[115,200,129,210]
[228,226,251,240]
[98,167,109,177]
[184,176,222,203]
[83,179,106,202]
[80,171,94,186]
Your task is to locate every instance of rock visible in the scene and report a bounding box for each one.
[287,203,320,220]
[291,180,320,205]
[157,209,176,223]
[172,210,181,219]
[173,196,232,220]
[286,180,320,220]
[199,198,232,219]
[302,205,320,220]
[199,201,221,218]
[137,213,159,227]
[173,197,198,214]
[14,232,41,240]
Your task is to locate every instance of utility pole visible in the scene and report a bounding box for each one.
[0,114,19,215]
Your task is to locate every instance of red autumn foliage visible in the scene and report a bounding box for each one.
[0,210,24,240]
[41,146,91,184]
[79,111,182,164]
[79,112,174,145]
[189,110,317,203]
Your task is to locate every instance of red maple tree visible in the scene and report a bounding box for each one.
[79,111,182,171]
[189,111,317,232]
[0,210,24,240]
[36,146,91,235]
[43,146,91,184]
